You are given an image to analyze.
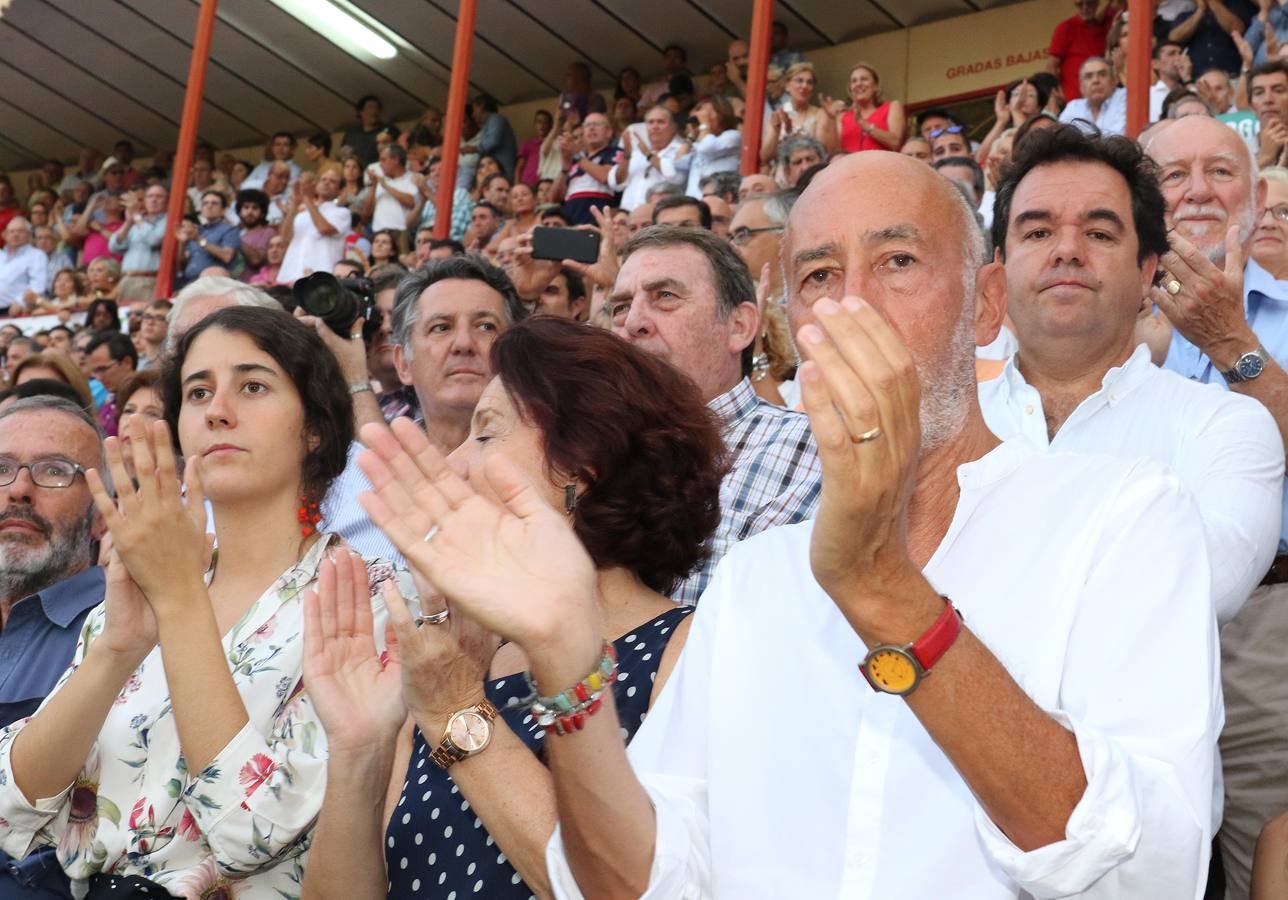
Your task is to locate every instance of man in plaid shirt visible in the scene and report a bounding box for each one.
[606,226,821,604]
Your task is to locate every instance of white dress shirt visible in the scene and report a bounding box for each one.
[548,441,1220,898]
[1059,87,1128,136]
[0,244,48,307]
[371,171,418,232]
[277,200,352,285]
[980,345,1283,624]
[609,133,693,211]
[685,130,741,199]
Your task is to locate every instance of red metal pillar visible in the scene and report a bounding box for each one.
[156,0,220,298]
[433,0,478,240]
[1126,0,1153,138]
[740,0,774,176]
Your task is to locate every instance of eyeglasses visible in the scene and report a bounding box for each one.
[729,225,784,246]
[928,125,963,139]
[140,314,167,324]
[1266,204,1288,222]
[0,457,86,489]
[90,360,121,377]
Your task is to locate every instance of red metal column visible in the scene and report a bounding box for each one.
[740,0,774,176]
[433,0,478,240]
[1126,0,1153,138]
[156,0,220,298]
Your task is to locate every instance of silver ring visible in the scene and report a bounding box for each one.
[852,426,883,444]
[423,525,439,543]
[1165,279,1182,296]
[350,332,365,340]
[415,608,450,627]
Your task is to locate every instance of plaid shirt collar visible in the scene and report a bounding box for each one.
[708,377,759,426]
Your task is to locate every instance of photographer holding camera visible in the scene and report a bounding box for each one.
[278,169,352,285]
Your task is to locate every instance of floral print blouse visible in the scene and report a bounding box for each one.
[0,534,405,900]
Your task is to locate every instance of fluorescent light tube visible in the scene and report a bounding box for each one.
[268,0,397,60]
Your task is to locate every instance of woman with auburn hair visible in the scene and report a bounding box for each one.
[300,315,727,900]
[12,351,95,411]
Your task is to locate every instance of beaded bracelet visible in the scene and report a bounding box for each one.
[515,641,618,737]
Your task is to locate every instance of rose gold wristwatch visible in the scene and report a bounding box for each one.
[429,698,498,770]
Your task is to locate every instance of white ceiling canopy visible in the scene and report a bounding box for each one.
[0,0,1029,171]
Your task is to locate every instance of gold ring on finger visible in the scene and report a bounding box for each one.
[851,426,883,444]
[1165,279,1182,295]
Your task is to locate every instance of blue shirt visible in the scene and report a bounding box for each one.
[178,219,241,288]
[0,567,102,898]
[0,565,104,728]
[1164,258,1288,551]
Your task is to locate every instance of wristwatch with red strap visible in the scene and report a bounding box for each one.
[860,597,963,696]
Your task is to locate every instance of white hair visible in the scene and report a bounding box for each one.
[166,277,281,351]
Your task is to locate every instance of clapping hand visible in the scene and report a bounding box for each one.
[355,419,600,663]
[95,534,158,669]
[303,549,406,754]
[85,416,210,617]
[993,88,1010,123]
[1154,225,1256,365]
[795,298,924,612]
[379,571,500,736]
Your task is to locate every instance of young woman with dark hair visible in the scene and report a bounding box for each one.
[300,315,727,900]
[0,307,406,899]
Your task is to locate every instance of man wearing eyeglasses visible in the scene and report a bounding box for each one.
[0,396,106,897]
[1251,173,1288,280]
[135,299,172,371]
[1057,56,1127,135]
[84,333,138,438]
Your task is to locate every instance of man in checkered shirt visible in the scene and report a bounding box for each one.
[605,225,821,604]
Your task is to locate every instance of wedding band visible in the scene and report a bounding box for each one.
[350,332,364,340]
[415,608,450,627]
[1165,279,1182,295]
[852,426,883,444]
[423,526,439,543]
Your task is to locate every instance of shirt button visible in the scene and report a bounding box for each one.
[1024,405,1034,415]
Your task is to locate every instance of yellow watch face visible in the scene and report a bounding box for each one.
[866,648,919,694]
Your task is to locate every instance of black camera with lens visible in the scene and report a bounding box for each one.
[291,272,379,339]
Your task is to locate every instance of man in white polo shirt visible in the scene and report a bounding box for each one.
[278,169,351,285]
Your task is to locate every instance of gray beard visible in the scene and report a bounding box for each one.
[0,507,96,605]
[917,294,978,451]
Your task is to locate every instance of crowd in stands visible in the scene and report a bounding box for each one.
[4,2,1288,897]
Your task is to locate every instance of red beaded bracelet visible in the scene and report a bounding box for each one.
[520,641,618,737]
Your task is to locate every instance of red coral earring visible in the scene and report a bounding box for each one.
[297,497,322,537]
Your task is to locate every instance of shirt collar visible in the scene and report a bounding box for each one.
[34,565,105,628]
[1001,343,1154,401]
[707,377,758,424]
[1244,256,1288,305]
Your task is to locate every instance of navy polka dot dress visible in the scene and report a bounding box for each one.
[384,606,693,898]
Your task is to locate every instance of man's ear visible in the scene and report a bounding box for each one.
[393,343,414,387]
[973,250,1008,348]
[728,300,761,356]
[570,296,589,323]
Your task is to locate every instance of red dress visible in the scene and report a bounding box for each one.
[839,102,892,153]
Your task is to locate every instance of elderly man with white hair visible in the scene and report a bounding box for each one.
[0,219,47,316]
[1144,112,1288,899]
[165,275,282,352]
